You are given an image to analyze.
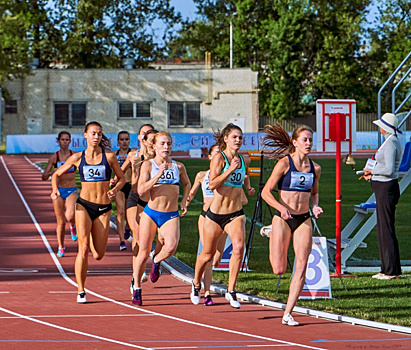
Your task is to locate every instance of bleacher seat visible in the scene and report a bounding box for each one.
[399,141,411,173]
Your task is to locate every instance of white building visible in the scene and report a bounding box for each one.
[2,65,259,138]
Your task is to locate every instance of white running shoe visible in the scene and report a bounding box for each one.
[141,271,148,283]
[225,291,241,309]
[260,225,272,237]
[77,291,87,304]
[372,273,384,279]
[190,282,201,305]
[282,313,299,326]
[130,276,134,295]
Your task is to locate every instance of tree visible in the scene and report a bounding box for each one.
[169,0,371,118]
[54,0,182,68]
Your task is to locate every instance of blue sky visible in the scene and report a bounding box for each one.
[172,0,197,21]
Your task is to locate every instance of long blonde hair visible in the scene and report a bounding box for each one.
[262,124,313,157]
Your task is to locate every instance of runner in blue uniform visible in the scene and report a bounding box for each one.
[51,121,125,303]
[111,130,132,251]
[132,131,191,306]
[261,124,323,326]
[42,131,77,257]
[190,123,254,309]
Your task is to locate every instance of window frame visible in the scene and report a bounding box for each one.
[117,101,152,120]
[53,101,87,128]
[5,100,17,114]
[167,101,202,128]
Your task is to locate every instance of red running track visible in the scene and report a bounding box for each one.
[0,154,410,350]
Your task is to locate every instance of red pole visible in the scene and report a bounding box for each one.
[335,114,342,275]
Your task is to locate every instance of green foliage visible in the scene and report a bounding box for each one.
[167,0,411,117]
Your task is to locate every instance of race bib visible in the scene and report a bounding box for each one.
[157,168,178,185]
[83,165,106,181]
[365,158,376,170]
[290,171,314,191]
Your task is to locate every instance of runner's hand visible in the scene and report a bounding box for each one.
[50,189,60,200]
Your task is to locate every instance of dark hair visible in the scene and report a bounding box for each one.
[262,124,313,157]
[57,131,71,141]
[142,129,158,141]
[209,144,219,154]
[139,124,155,133]
[213,123,243,152]
[117,130,130,140]
[84,121,112,151]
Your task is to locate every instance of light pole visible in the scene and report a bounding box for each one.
[230,17,233,69]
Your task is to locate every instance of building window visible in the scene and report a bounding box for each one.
[168,102,201,127]
[54,102,86,127]
[118,102,152,119]
[5,100,17,113]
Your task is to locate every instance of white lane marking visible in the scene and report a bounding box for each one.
[0,306,149,349]
[148,346,291,349]
[3,155,327,350]
[0,314,152,319]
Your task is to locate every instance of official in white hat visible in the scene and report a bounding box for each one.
[363,113,403,279]
[373,112,403,136]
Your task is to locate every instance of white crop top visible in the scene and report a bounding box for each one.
[150,159,180,185]
[202,170,214,198]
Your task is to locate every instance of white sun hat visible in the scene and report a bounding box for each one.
[373,113,402,135]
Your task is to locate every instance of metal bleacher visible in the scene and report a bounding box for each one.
[328,51,411,270]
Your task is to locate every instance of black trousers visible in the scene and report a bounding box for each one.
[371,179,401,276]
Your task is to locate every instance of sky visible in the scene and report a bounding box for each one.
[171,0,197,21]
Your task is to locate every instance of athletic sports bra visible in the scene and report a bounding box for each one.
[116,148,131,167]
[79,149,112,182]
[221,152,246,187]
[277,155,316,192]
[202,170,214,197]
[54,150,76,174]
[150,159,180,185]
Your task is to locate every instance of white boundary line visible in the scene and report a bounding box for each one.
[0,155,327,350]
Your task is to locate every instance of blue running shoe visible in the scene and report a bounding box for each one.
[124,228,131,240]
[150,256,161,283]
[132,288,142,306]
[120,241,127,251]
[57,247,65,257]
[70,226,77,242]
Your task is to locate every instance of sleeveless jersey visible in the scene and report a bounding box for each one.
[116,148,131,167]
[202,170,214,197]
[54,150,76,174]
[150,159,180,185]
[79,149,112,182]
[277,155,315,192]
[221,152,246,187]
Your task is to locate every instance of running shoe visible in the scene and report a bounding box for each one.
[130,276,134,295]
[77,291,87,304]
[150,256,161,283]
[260,225,272,237]
[70,226,78,242]
[141,271,148,283]
[127,233,133,243]
[282,313,299,326]
[124,228,131,240]
[225,290,241,309]
[132,288,142,306]
[190,282,201,305]
[204,295,214,306]
[120,241,127,251]
[57,247,65,257]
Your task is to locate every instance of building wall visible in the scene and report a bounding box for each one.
[2,67,259,137]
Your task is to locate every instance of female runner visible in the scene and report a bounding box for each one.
[190,123,254,309]
[51,121,125,303]
[186,143,250,306]
[261,124,323,326]
[132,131,191,306]
[123,127,157,290]
[112,130,132,251]
[42,131,78,257]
